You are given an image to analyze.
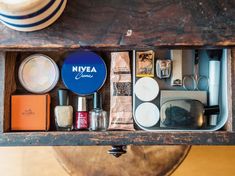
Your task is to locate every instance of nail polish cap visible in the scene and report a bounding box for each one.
[77,96,87,111]
[58,89,69,106]
[93,92,102,109]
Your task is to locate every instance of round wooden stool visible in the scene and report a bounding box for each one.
[54,145,190,176]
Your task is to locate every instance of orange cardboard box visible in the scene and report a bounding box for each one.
[11,94,50,131]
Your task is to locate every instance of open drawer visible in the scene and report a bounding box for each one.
[0,49,234,146]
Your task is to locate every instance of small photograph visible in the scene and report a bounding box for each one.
[136,50,154,77]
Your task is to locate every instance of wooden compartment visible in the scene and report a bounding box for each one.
[3,51,112,132]
[0,49,234,146]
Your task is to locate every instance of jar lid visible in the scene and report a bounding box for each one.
[0,0,46,14]
[18,54,59,94]
[62,51,107,95]
[134,77,159,101]
[135,103,160,128]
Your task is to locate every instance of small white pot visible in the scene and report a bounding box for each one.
[0,0,67,32]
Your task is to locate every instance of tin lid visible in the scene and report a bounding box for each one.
[135,103,159,128]
[0,0,46,14]
[18,54,59,94]
[62,51,107,95]
[77,96,87,111]
[134,77,159,101]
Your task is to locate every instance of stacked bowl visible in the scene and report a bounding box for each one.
[0,0,67,32]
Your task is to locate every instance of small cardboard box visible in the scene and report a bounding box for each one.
[11,94,50,131]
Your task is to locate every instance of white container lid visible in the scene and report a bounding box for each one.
[134,77,159,101]
[135,103,160,128]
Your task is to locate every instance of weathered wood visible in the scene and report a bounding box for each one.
[3,53,17,132]
[225,49,233,131]
[0,0,234,50]
[54,146,190,176]
[0,131,234,146]
[0,52,5,132]
[1,50,233,146]
[6,51,111,131]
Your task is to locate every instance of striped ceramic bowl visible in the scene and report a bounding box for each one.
[0,0,67,32]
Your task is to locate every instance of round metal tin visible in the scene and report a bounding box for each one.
[18,54,59,93]
[61,51,107,95]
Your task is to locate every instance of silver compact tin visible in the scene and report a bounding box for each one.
[18,54,59,93]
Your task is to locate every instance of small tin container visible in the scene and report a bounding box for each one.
[62,51,107,95]
[18,54,59,93]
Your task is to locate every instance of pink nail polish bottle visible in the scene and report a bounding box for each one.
[75,97,88,130]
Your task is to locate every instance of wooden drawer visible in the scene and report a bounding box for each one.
[0,49,234,146]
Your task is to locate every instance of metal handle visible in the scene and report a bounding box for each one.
[108,145,127,158]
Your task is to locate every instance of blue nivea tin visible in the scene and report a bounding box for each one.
[62,51,107,95]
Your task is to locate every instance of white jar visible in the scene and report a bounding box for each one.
[0,0,67,32]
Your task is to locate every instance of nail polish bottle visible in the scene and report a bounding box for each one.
[89,92,108,131]
[75,97,89,130]
[54,89,73,131]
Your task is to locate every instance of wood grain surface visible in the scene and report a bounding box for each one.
[53,145,190,176]
[0,131,234,146]
[3,53,17,132]
[0,0,234,50]
[3,51,111,131]
[232,49,235,131]
[224,49,233,131]
[0,52,5,132]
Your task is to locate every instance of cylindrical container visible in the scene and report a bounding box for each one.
[18,54,59,93]
[61,51,107,95]
[0,0,67,32]
[75,97,89,130]
[209,60,220,126]
[207,49,223,126]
